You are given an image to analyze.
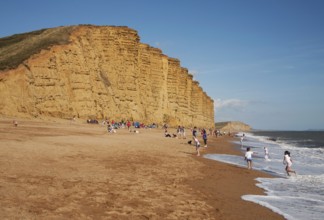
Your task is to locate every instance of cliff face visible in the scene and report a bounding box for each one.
[0,25,214,127]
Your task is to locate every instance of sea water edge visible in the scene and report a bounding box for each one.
[204,131,324,220]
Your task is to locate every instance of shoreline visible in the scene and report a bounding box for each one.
[0,118,284,219]
[187,135,285,220]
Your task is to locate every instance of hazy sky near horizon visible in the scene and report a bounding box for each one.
[1,0,324,130]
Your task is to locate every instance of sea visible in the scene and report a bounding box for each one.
[204,131,324,220]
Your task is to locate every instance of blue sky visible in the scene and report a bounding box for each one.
[1,0,324,130]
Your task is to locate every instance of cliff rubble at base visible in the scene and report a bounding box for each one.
[0,25,214,128]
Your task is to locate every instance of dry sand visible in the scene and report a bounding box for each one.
[0,118,284,219]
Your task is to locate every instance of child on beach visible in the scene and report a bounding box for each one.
[283,151,296,176]
[202,129,207,148]
[107,124,116,133]
[194,136,201,156]
[192,127,197,138]
[244,147,256,169]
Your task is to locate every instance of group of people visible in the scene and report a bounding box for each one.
[163,126,209,157]
[103,119,158,133]
[244,147,270,170]
[192,127,208,156]
[240,134,296,176]
[244,146,296,176]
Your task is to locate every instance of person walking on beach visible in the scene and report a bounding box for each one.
[180,126,186,139]
[244,147,256,169]
[283,151,296,176]
[202,129,208,148]
[194,136,201,156]
[192,127,197,138]
[177,126,182,138]
[192,127,197,143]
[126,120,131,130]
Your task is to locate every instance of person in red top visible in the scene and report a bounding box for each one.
[127,121,131,130]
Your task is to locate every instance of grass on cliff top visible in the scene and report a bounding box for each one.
[0,26,75,71]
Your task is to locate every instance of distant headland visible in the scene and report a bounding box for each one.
[215,121,251,132]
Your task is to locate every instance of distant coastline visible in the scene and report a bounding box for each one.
[214,121,251,132]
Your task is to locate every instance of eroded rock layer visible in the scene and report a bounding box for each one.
[0,25,214,127]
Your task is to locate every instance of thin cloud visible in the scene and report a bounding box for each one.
[215,98,249,110]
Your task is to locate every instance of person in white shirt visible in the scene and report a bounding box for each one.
[240,133,245,148]
[244,147,255,169]
[264,147,270,160]
[283,151,296,176]
[194,136,201,156]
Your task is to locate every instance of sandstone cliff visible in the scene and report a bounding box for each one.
[215,121,251,132]
[0,25,214,128]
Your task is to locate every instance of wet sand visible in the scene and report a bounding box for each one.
[0,119,284,219]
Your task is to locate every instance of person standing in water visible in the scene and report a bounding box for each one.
[240,133,245,148]
[264,146,270,160]
[244,147,256,169]
[283,151,296,176]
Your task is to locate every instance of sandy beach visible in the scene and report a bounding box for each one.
[0,118,284,219]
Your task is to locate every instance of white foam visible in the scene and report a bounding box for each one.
[205,132,324,220]
[242,195,295,220]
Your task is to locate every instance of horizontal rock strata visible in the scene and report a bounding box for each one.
[0,25,214,128]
